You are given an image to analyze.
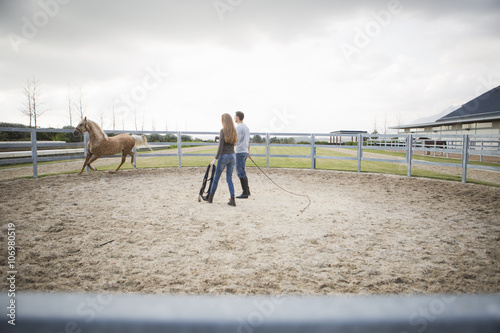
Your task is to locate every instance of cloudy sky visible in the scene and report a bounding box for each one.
[1,0,499,134]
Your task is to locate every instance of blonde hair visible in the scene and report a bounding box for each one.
[221,113,238,145]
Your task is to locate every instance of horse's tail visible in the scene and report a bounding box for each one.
[132,135,140,147]
[142,134,153,151]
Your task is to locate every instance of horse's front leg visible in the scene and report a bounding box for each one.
[87,163,97,171]
[85,142,97,171]
[79,154,100,175]
[78,152,93,175]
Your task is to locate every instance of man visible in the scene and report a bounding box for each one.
[234,111,251,199]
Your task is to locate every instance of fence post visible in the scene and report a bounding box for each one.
[407,134,413,177]
[31,129,38,178]
[83,132,89,173]
[177,131,182,168]
[462,134,470,183]
[133,147,137,169]
[480,140,484,162]
[266,133,270,168]
[357,134,363,173]
[311,133,315,170]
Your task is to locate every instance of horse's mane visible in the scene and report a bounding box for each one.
[87,119,109,140]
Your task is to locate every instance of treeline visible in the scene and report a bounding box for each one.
[0,123,82,142]
[0,123,201,143]
[251,135,297,144]
[1,123,337,145]
[147,134,199,142]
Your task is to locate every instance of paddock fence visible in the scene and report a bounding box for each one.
[1,127,500,182]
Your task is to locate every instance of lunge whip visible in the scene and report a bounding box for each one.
[249,156,311,214]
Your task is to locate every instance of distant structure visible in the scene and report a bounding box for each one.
[329,130,368,144]
[392,85,500,136]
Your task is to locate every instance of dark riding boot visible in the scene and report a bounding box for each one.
[245,176,251,196]
[228,196,236,206]
[237,177,248,199]
[207,193,214,203]
[237,177,251,199]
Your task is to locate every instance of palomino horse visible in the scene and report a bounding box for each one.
[73,117,136,175]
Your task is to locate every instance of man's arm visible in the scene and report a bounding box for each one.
[248,130,251,158]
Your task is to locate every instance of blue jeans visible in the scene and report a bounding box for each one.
[235,152,248,178]
[210,154,235,197]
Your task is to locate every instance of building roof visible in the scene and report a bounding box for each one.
[392,85,500,129]
[436,85,500,123]
[330,130,368,134]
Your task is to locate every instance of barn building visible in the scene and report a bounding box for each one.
[329,130,367,144]
[392,85,500,136]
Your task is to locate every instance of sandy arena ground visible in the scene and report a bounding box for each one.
[0,167,499,295]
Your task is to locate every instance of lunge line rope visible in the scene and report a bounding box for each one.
[249,157,311,214]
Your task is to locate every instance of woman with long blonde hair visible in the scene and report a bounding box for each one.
[208,113,238,206]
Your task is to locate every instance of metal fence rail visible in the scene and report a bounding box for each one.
[1,127,499,182]
[1,293,499,333]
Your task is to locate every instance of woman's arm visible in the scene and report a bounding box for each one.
[211,130,224,166]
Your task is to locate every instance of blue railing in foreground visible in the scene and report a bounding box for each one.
[1,293,499,332]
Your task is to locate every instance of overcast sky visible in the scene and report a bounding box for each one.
[1,0,500,134]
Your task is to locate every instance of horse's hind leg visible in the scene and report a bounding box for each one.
[129,150,136,168]
[115,152,127,171]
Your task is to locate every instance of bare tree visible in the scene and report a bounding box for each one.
[74,87,86,120]
[21,79,33,127]
[21,75,47,128]
[395,112,404,127]
[97,108,105,128]
[372,116,378,135]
